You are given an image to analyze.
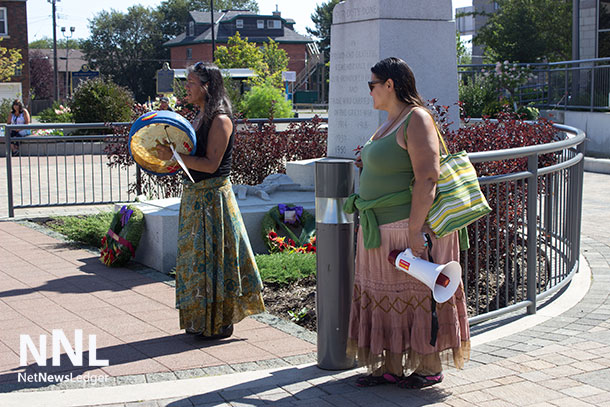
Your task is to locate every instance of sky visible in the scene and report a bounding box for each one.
[27,0,472,42]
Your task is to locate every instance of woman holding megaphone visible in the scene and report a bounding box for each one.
[344,57,470,389]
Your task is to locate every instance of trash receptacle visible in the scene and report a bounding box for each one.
[315,158,356,370]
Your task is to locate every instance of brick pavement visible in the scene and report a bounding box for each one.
[0,172,609,407]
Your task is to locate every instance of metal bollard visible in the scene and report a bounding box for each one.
[315,158,356,370]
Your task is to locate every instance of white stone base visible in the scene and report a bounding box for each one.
[125,189,315,274]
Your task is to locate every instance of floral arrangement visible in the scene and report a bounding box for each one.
[261,204,316,253]
[100,205,145,267]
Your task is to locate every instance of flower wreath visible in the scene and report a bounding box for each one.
[100,205,145,267]
[261,204,316,253]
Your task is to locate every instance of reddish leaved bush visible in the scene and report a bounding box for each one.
[105,105,327,198]
[432,103,562,314]
[231,116,327,185]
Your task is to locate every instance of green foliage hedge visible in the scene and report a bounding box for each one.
[70,77,134,124]
[240,83,293,119]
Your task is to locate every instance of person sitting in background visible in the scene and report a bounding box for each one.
[158,96,173,111]
[6,99,31,155]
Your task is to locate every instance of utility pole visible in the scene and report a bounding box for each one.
[61,26,75,99]
[49,0,60,101]
[210,0,215,62]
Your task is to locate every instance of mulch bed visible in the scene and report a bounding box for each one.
[262,275,317,332]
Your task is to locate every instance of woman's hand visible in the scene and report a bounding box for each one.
[409,228,427,258]
[155,144,173,161]
[355,156,363,169]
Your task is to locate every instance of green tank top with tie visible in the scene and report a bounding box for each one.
[359,111,415,227]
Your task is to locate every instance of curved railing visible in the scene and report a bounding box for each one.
[465,122,585,323]
[2,120,585,323]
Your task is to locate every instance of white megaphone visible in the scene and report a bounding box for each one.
[388,249,462,303]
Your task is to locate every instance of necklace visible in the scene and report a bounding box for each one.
[372,104,410,140]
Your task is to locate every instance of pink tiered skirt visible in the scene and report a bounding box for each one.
[347,219,470,376]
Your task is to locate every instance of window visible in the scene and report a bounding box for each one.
[257,20,264,29]
[236,19,243,29]
[599,1,610,57]
[0,8,7,36]
[267,19,281,29]
[188,21,195,36]
[186,48,192,60]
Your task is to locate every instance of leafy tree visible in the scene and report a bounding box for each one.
[83,5,166,102]
[306,0,340,60]
[0,38,22,82]
[474,0,571,62]
[456,31,471,65]
[259,39,289,88]
[29,50,54,99]
[30,37,83,49]
[215,32,288,88]
[215,32,265,72]
[156,0,259,40]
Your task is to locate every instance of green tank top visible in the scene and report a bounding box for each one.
[359,112,414,226]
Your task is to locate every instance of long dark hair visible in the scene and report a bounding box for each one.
[11,100,24,114]
[371,57,426,108]
[186,62,232,125]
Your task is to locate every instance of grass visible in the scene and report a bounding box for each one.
[255,252,316,285]
[43,212,114,248]
[39,213,316,286]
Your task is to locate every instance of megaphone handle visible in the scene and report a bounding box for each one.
[425,233,439,347]
[430,299,438,347]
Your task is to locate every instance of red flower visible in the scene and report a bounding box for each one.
[267,231,278,239]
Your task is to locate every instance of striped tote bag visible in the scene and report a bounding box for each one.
[427,129,491,238]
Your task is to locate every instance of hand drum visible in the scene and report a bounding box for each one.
[128,111,197,176]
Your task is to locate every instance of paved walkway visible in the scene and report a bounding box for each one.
[0,171,608,406]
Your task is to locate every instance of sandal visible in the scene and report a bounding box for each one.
[355,374,394,387]
[397,372,443,389]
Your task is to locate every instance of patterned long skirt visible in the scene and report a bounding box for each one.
[347,218,470,377]
[175,176,265,336]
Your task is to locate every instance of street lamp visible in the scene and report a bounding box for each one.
[61,26,75,99]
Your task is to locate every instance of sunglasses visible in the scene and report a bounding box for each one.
[368,80,385,91]
[193,61,210,83]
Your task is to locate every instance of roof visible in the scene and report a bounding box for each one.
[29,49,88,73]
[164,9,312,47]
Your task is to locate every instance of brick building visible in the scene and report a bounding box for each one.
[0,0,29,105]
[164,9,314,75]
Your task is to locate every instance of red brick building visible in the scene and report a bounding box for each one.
[164,9,314,75]
[0,0,29,105]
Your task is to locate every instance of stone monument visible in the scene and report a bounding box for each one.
[328,0,459,158]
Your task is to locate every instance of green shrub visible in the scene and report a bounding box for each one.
[458,74,497,118]
[38,101,73,123]
[70,77,134,124]
[0,98,13,122]
[44,212,114,248]
[255,252,316,286]
[240,83,293,119]
[516,104,540,120]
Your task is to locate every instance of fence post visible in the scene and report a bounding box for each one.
[136,166,142,196]
[590,64,595,112]
[527,154,538,314]
[5,126,14,218]
[564,66,569,111]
